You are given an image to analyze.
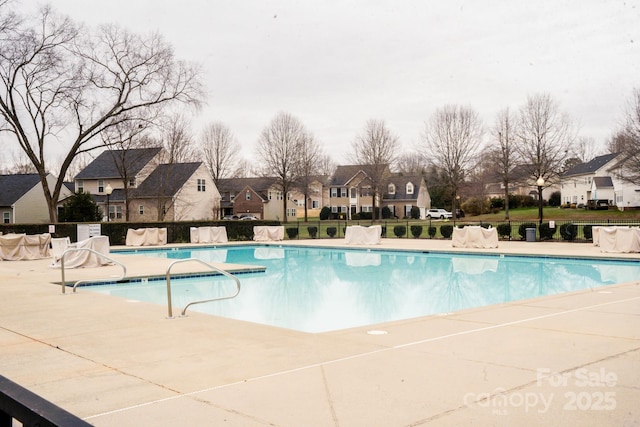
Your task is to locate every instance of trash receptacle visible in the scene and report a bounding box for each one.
[525,227,536,242]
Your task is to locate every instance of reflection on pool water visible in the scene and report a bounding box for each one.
[86,246,640,333]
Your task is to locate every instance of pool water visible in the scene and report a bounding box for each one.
[87,246,640,333]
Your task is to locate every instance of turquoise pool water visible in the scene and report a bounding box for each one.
[86,246,640,333]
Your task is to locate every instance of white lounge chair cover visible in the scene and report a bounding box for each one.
[253,226,285,242]
[598,226,640,253]
[344,225,382,245]
[451,226,498,249]
[189,226,228,243]
[50,236,111,269]
[125,227,167,246]
[0,233,51,260]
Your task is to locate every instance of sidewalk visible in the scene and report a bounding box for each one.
[1,239,638,426]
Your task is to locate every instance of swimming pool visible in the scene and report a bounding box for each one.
[86,245,640,333]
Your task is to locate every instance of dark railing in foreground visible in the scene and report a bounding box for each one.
[0,375,92,427]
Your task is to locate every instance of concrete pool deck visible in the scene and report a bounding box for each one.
[1,238,639,426]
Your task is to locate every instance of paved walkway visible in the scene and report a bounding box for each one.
[1,239,639,426]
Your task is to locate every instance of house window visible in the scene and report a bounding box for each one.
[98,179,104,193]
[405,205,413,216]
[268,191,273,200]
[362,205,372,212]
[388,183,396,194]
[350,187,357,198]
[77,180,84,193]
[330,188,338,197]
[406,183,414,194]
[197,179,206,192]
[3,212,9,224]
[245,191,251,200]
[340,188,347,197]
[277,191,283,200]
[341,205,348,213]
[230,192,235,200]
[109,206,123,220]
[361,187,371,197]
[312,200,319,209]
[139,205,144,215]
[129,178,136,188]
[331,206,338,213]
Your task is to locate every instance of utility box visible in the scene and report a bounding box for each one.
[525,228,536,242]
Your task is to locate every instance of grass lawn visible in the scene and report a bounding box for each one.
[471,207,640,222]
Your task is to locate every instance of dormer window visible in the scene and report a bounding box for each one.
[406,182,414,195]
[388,183,396,194]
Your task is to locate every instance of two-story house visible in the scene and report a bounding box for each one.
[328,165,379,219]
[383,173,431,218]
[561,153,620,208]
[129,163,220,221]
[217,177,298,221]
[561,152,640,210]
[75,147,220,221]
[0,173,73,224]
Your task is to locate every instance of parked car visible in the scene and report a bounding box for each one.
[239,215,258,220]
[455,209,465,219]
[222,215,239,220]
[426,208,452,219]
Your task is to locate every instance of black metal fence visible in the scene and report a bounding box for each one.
[2,218,639,244]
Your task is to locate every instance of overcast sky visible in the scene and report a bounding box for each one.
[22,1,640,163]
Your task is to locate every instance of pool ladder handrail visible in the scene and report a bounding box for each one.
[165,258,241,318]
[59,248,127,294]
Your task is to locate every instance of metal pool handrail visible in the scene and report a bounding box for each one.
[59,248,127,294]
[165,258,241,318]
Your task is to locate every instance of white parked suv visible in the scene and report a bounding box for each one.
[426,208,452,219]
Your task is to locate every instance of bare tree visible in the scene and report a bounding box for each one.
[295,132,323,221]
[421,105,484,211]
[572,136,601,163]
[317,154,336,177]
[606,130,634,154]
[159,112,197,164]
[395,152,428,175]
[515,93,575,212]
[199,121,238,185]
[490,108,518,219]
[257,112,306,223]
[351,119,400,220]
[616,87,640,184]
[0,6,203,221]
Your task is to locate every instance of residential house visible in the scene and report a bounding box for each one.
[0,173,73,224]
[75,147,220,221]
[561,152,640,210]
[217,177,299,221]
[383,173,431,218]
[328,165,379,219]
[290,175,330,219]
[75,147,164,221]
[129,163,220,221]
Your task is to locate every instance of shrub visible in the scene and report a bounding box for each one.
[549,191,561,207]
[560,223,578,241]
[351,213,361,220]
[428,226,437,238]
[382,206,393,219]
[393,225,407,237]
[59,192,102,222]
[326,226,337,238]
[286,227,299,239]
[307,226,318,238]
[583,224,593,240]
[518,223,537,240]
[539,222,556,240]
[440,224,454,238]
[319,206,331,220]
[496,223,512,239]
[410,206,420,220]
[410,225,422,238]
[490,197,504,209]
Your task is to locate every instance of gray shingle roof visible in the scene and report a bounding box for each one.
[563,153,620,177]
[217,177,279,199]
[0,174,42,206]
[593,176,614,188]
[132,163,202,198]
[330,165,387,186]
[75,147,163,180]
[383,174,423,200]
